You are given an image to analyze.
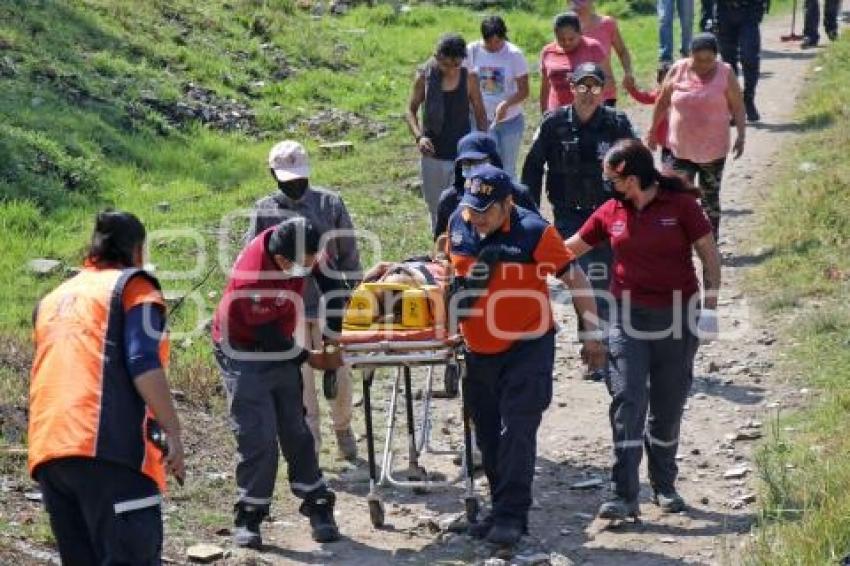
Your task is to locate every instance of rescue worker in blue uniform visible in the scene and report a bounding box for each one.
[433,131,539,241]
[521,62,636,380]
[447,165,606,546]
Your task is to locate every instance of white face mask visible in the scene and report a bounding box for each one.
[462,162,489,179]
[281,263,312,279]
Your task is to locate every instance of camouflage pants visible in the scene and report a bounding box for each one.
[668,155,727,240]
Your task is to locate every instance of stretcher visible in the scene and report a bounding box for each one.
[338,261,479,528]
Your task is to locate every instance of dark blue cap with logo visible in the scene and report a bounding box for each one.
[455,132,501,164]
[460,164,513,212]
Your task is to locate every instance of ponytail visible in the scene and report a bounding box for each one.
[86,209,146,267]
[655,169,702,197]
[606,139,701,197]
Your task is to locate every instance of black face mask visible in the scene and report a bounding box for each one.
[279,178,309,201]
[604,178,628,203]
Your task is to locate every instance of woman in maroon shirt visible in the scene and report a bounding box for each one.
[565,139,721,520]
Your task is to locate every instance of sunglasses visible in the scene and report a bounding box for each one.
[575,83,603,95]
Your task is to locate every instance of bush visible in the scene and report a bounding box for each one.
[0,124,101,209]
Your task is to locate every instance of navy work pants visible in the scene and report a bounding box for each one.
[214,347,329,513]
[37,457,162,566]
[555,209,613,326]
[804,0,841,42]
[606,304,699,501]
[718,4,763,100]
[464,331,555,528]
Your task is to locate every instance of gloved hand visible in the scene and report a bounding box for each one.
[477,244,504,266]
[696,309,719,344]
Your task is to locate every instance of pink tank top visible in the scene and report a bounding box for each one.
[582,16,618,101]
[668,60,732,163]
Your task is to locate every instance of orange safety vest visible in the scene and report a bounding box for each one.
[29,267,169,491]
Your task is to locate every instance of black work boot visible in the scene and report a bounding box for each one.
[300,492,341,543]
[744,94,761,123]
[233,503,266,548]
[598,496,640,520]
[466,513,494,539]
[652,489,686,513]
[485,519,525,546]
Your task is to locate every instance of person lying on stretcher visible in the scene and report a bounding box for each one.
[343,255,449,330]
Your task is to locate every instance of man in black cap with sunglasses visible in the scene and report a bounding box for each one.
[522,62,635,381]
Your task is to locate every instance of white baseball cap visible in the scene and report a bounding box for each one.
[268,140,310,182]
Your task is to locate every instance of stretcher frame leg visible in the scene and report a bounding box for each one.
[362,368,385,527]
[380,360,467,489]
[345,342,478,527]
[461,367,479,522]
[403,366,426,480]
[377,369,401,486]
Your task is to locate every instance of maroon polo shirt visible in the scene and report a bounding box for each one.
[579,189,712,308]
[211,228,306,348]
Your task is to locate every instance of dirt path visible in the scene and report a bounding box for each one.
[0,13,829,566]
[199,15,822,565]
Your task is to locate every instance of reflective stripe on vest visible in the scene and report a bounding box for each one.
[29,267,168,491]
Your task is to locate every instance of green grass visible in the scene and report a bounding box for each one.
[0,0,668,395]
[0,2,675,544]
[0,0,807,553]
[747,32,850,565]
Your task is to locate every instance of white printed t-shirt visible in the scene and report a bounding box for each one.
[467,40,529,123]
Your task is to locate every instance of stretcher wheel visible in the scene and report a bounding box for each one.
[443,362,460,398]
[368,498,385,527]
[465,496,479,523]
[323,370,338,400]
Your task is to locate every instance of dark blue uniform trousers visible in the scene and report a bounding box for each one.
[464,331,555,528]
[214,348,328,512]
[717,4,762,99]
[37,457,162,566]
[556,210,614,379]
[555,211,613,326]
[804,0,840,42]
[606,304,699,502]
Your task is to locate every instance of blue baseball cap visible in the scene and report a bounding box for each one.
[455,132,499,164]
[460,164,512,212]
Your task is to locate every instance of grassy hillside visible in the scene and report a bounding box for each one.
[0,0,666,397]
[747,32,850,565]
[0,2,671,546]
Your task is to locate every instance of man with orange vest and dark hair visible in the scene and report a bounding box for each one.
[29,210,184,565]
[447,165,606,546]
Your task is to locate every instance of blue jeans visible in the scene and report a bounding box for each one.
[489,113,524,180]
[658,0,695,62]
